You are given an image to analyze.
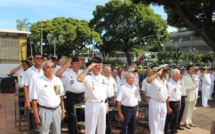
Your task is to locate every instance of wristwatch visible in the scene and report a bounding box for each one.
[62,109,67,113]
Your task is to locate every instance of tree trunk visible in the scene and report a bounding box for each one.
[125,49,132,65]
[102,51,106,62]
[172,1,215,52]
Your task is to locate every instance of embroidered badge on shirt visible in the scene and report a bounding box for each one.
[44,85,47,88]
[134,91,138,98]
[70,80,74,85]
[102,79,106,85]
[20,75,22,78]
[174,88,177,92]
[54,85,60,95]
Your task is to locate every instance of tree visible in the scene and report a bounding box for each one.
[30,17,95,58]
[132,0,215,52]
[16,18,31,31]
[207,51,215,63]
[90,0,169,65]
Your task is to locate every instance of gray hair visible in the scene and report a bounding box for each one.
[42,60,54,68]
[59,57,68,62]
[124,71,134,78]
[103,65,111,71]
[170,68,180,77]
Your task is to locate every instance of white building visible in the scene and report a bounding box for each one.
[163,31,212,54]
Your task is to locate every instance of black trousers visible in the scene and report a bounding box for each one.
[177,96,185,127]
[120,106,137,134]
[164,101,180,134]
[18,88,25,115]
[65,91,84,134]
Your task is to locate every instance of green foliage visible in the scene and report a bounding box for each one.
[16,18,31,31]
[106,58,123,68]
[90,0,169,65]
[132,0,215,52]
[30,17,96,58]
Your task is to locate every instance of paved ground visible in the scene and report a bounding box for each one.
[0,92,214,134]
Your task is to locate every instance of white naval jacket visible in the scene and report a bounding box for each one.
[183,73,197,102]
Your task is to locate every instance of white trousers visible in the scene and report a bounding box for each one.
[149,99,167,134]
[85,101,106,134]
[182,101,195,124]
[39,106,61,134]
[202,84,210,106]
[194,87,199,107]
[209,83,214,99]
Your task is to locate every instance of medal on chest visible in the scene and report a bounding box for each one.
[54,85,60,95]
[91,81,95,91]
[102,79,106,85]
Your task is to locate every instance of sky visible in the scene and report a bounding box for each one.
[0,0,177,32]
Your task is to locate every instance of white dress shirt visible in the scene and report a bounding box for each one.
[116,82,141,106]
[167,78,182,101]
[141,77,151,97]
[63,69,85,93]
[149,76,168,103]
[32,75,65,107]
[14,68,25,88]
[83,72,110,102]
[22,66,44,102]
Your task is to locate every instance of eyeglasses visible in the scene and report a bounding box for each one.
[36,57,43,60]
[45,66,55,69]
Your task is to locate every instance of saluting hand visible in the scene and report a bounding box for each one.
[87,63,100,70]
[66,59,72,68]
[157,68,163,76]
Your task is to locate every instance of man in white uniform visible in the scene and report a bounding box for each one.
[116,71,141,134]
[22,53,44,109]
[141,67,153,121]
[165,69,182,134]
[182,65,197,129]
[10,60,30,115]
[201,67,211,107]
[32,61,66,134]
[192,67,199,110]
[22,53,44,131]
[112,68,122,97]
[177,68,186,130]
[147,64,168,134]
[77,56,111,134]
[56,57,85,134]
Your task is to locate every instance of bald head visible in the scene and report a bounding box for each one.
[147,68,153,77]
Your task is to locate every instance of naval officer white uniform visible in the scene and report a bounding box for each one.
[77,56,112,134]
[147,64,168,134]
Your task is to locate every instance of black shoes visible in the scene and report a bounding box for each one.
[177,126,184,130]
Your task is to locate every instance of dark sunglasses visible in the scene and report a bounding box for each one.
[36,57,43,60]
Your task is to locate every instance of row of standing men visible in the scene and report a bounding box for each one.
[10,53,214,134]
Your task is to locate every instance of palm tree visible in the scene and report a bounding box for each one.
[16,18,31,31]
